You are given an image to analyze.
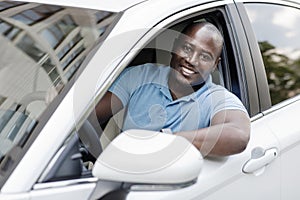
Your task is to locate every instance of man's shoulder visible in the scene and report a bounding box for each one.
[130,63,168,72]
[200,81,238,100]
[202,79,226,94]
[126,63,169,81]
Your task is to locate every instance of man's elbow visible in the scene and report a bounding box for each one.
[234,128,250,154]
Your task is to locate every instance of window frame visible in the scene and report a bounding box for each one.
[234,2,271,114]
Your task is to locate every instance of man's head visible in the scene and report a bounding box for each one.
[169,21,224,86]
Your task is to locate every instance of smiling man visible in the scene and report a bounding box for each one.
[168,22,223,99]
[96,21,250,157]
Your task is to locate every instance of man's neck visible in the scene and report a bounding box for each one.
[192,82,205,91]
[168,80,205,100]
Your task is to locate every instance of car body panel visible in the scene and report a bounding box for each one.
[0,183,95,200]
[126,115,281,200]
[30,183,96,200]
[0,194,29,200]
[263,98,300,199]
[236,1,300,199]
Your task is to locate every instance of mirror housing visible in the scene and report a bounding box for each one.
[92,129,203,185]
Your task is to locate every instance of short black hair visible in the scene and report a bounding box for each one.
[180,21,224,54]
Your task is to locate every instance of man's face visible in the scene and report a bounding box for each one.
[170,26,221,86]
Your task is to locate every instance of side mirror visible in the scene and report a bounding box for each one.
[92,129,203,187]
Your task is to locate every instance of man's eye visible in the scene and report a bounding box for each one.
[182,45,192,53]
[200,53,212,61]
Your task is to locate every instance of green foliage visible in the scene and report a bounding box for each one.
[259,41,300,105]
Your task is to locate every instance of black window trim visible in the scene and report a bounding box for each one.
[237,2,273,114]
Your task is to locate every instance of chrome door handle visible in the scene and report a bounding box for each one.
[243,148,278,173]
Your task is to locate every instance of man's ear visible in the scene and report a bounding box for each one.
[213,57,221,71]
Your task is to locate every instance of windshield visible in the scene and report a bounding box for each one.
[0,0,119,186]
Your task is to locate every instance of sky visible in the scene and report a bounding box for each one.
[245,3,300,60]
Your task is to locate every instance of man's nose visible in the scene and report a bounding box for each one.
[186,52,199,67]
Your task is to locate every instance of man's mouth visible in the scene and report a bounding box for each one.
[180,65,196,76]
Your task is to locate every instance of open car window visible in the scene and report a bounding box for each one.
[95,9,248,151]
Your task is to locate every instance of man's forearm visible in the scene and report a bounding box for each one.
[175,109,251,157]
[175,123,249,157]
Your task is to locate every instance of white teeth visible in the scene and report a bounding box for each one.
[182,66,195,76]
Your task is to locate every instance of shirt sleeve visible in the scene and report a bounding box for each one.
[108,64,153,107]
[208,86,248,120]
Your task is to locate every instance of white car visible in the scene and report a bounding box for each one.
[0,0,300,199]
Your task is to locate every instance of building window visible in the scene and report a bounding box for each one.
[41,58,64,89]
[12,4,62,25]
[61,45,85,70]
[95,11,112,23]
[65,57,85,80]
[0,1,25,11]
[40,15,77,48]
[16,34,46,62]
[57,33,82,60]
[0,20,21,40]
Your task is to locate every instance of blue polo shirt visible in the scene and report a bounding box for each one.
[109,63,247,133]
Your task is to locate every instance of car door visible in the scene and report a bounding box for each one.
[237,0,300,199]
[95,1,281,199]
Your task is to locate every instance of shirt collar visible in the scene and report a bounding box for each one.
[173,75,213,102]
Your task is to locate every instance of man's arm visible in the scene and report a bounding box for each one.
[95,91,123,125]
[175,110,250,157]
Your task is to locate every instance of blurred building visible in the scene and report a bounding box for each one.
[0,1,116,145]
